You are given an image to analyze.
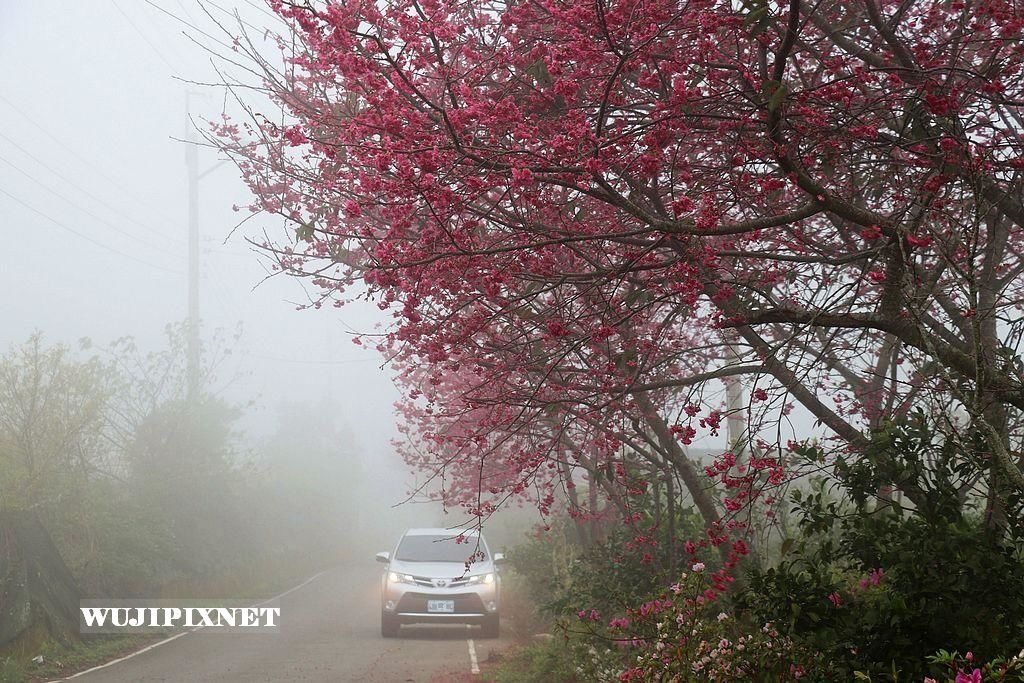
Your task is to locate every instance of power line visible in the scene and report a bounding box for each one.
[0,130,183,247]
[248,352,380,365]
[0,93,181,235]
[137,0,196,68]
[241,0,283,23]
[173,0,197,23]
[142,0,239,54]
[203,0,265,34]
[0,186,183,275]
[110,0,178,72]
[0,153,180,256]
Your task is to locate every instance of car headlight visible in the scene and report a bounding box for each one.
[467,573,494,585]
[388,572,415,584]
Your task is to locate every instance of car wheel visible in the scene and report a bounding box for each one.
[480,613,500,638]
[381,612,400,638]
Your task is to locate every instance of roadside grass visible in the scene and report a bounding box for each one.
[2,558,330,683]
[475,566,583,682]
[0,658,26,683]
[484,638,580,683]
[1,634,157,683]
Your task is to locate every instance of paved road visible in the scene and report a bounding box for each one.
[60,565,512,682]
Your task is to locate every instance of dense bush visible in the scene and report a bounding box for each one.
[492,638,584,683]
[742,417,1024,679]
[745,508,1024,678]
[498,490,734,680]
[508,492,708,623]
[496,415,1024,681]
[498,552,820,681]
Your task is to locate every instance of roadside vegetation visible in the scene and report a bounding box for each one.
[0,327,362,681]
[487,415,1024,681]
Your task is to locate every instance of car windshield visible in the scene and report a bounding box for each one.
[395,535,487,563]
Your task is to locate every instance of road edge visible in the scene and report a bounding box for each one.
[48,569,330,682]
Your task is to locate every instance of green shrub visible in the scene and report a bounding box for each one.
[742,416,1024,679]
[508,500,706,623]
[492,639,583,683]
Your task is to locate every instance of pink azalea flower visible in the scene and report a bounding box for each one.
[955,669,982,683]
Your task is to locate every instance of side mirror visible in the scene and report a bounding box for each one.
[375,551,390,564]
[493,552,507,565]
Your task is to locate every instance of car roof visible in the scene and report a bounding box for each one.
[402,527,482,537]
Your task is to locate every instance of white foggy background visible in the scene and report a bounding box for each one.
[0,1,750,545]
[0,3,399,440]
[0,1,441,547]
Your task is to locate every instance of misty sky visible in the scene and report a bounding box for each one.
[0,2,402,456]
[0,0,744,494]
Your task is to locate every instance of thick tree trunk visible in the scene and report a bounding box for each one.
[633,393,722,531]
[0,511,81,651]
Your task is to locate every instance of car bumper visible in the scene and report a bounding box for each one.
[383,586,499,623]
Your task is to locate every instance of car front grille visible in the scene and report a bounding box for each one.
[410,575,470,588]
[395,592,486,615]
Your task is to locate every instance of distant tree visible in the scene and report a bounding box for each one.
[0,325,247,650]
[126,395,247,579]
[0,335,111,648]
[256,401,364,564]
[0,334,113,509]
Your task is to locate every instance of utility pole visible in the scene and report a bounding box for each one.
[186,93,201,400]
[726,374,746,455]
[726,343,747,461]
[725,340,759,561]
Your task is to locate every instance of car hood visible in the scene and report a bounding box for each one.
[388,559,494,578]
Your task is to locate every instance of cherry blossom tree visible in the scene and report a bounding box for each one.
[214,0,1024,538]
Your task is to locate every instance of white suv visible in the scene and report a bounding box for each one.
[376,528,504,638]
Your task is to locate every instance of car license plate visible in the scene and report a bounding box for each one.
[427,600,455,613]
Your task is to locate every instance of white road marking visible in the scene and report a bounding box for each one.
[56,631,191,681]
[254,570,328,606]
[52,570,329,681]
[467,638,480,675]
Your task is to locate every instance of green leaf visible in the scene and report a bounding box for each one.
[767,81,789,112]
[296,221,315,243]
[525,59,553,88]
[745,5,768,25]
[745,5,771,35]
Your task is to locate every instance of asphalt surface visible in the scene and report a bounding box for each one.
[60,565,512,682]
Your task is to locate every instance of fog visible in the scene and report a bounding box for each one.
[0,0,458,635]
[0,1,425,495]
[0,2,397,442]
[2,2,1018,681]
[0,3,730,679]
[0,0,571,554]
